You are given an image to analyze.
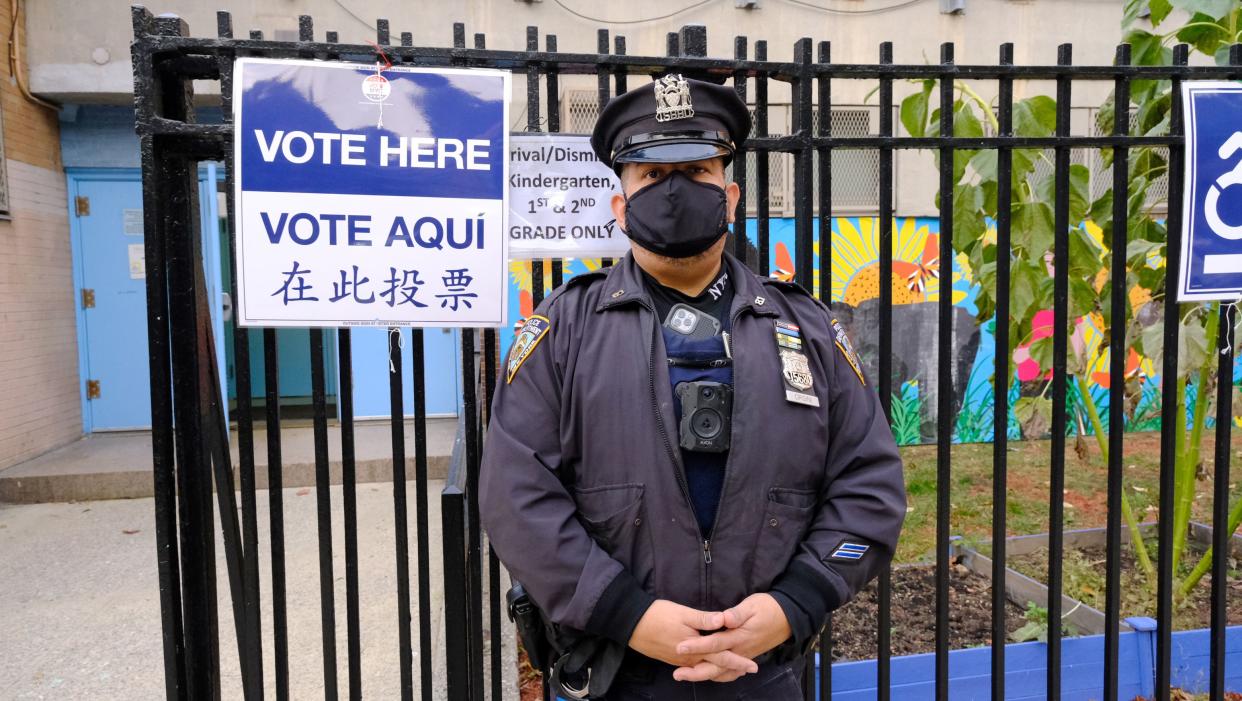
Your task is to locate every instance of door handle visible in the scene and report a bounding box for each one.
[222,292,233,322]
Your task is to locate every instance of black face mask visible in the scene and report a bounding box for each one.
[622,171,729,259]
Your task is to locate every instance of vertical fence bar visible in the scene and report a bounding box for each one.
[463,325,484,700]
[263,325,289,700]
[600,28,615,270]
[526,25,546,321]
[817,41,831,304]
[240,23,290,700]
[818,42,833,691]
[877,39,896,701]
[755,40,770,276]
[614,35,628,94]
[990,41,1014,701]
[1210,39,1241,701]
[397,25,434,701]
[793,38,814,294]
[792,39,815,698]
[1047,43,1073,701]
[732,36,749,264]
[412,327,432,701]
[934,41,955,701]
[1210,301,1235,700]
[130,9,186,697]
[148,13,226,697]
[310,328,339,700]
[390,324,414,701]
[548,35,565,291]
[339,329,363,700]
[483,328,501,701]
[443,474,470,701]
[216,12,264,698]
[1103,42,1131,701]
[1155,43,1189,701]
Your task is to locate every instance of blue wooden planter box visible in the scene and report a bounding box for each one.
[820,618,1242,700]
[553,622,1238,700]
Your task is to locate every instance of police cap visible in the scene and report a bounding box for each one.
[590,74,751,172]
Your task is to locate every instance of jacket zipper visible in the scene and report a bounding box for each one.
[642,298,755,607]
[698,304,751,601]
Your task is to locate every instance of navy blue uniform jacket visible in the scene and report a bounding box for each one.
[479,251,906,651]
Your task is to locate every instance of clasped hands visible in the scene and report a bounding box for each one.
[627,593,791,683]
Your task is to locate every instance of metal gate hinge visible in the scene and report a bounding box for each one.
[81,288,95,309]
[86,380,101,400]
[75,196,90,217]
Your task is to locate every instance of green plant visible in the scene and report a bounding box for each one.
[890,380,923,446]
[1009,602,1051,643]
[901,0,1242,599]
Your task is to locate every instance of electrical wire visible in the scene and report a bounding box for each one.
[778,0,930,15]
[332,0,384,36]
[551,0,719,25]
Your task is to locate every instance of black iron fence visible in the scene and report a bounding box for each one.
[131,5,1241,700]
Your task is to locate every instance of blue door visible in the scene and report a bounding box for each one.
[349,327,460,418]
[71,170,224,431]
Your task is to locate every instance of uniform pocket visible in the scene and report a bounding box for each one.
[573,483,653,585]
[748,487,818,592]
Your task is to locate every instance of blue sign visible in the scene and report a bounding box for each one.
[233,58,511,327]
[1178,81,1242,301]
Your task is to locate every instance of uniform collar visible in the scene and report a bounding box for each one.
[595,250,779,319]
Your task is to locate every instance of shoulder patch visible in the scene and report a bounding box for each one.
[506,315,551,384]
[831,318,866,386]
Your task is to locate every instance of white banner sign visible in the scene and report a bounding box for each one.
[507,134,629,259]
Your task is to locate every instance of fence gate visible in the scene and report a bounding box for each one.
[132,5,1240,700]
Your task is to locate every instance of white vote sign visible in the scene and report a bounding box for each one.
[507,134,629,259]
[234,58,510,327]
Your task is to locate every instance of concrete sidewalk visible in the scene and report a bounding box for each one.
[0,482,517,700]
[0,417,457,504]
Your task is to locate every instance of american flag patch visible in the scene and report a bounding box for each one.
[830,542,869,560]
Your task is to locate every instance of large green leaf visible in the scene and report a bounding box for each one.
[1089,190,1115,226]
[1171,0,1235,19]
[900,83,933,139]
[1148,0,1174,25]
[953,184,987,252]
[1069,277,1099,319]
[1010,260,1048,323]
[1178,315,1210,378]
[1069,225,1104,277]
[1177,12,1231,57]
[1013,202,1056,256]
[1034,163,1091,225]
[1125,29,1173,104]
[1140,314,1166,366]
[1013,96,1057,137]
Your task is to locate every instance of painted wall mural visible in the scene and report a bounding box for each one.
[501,217,1242,446]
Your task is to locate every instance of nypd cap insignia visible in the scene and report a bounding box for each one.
[654,74,695,122]
[506,315,551,384]
[831,319,866,386]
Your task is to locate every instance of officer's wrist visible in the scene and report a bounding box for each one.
[584,569,656,646]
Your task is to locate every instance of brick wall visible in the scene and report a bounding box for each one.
[0,0,80,470]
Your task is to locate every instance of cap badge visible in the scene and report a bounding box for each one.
[654,74,694,122]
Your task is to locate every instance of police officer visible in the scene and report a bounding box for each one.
[480,74,906,699]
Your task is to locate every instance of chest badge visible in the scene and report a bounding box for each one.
[780,349,813,391]
[774,320,819,407]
